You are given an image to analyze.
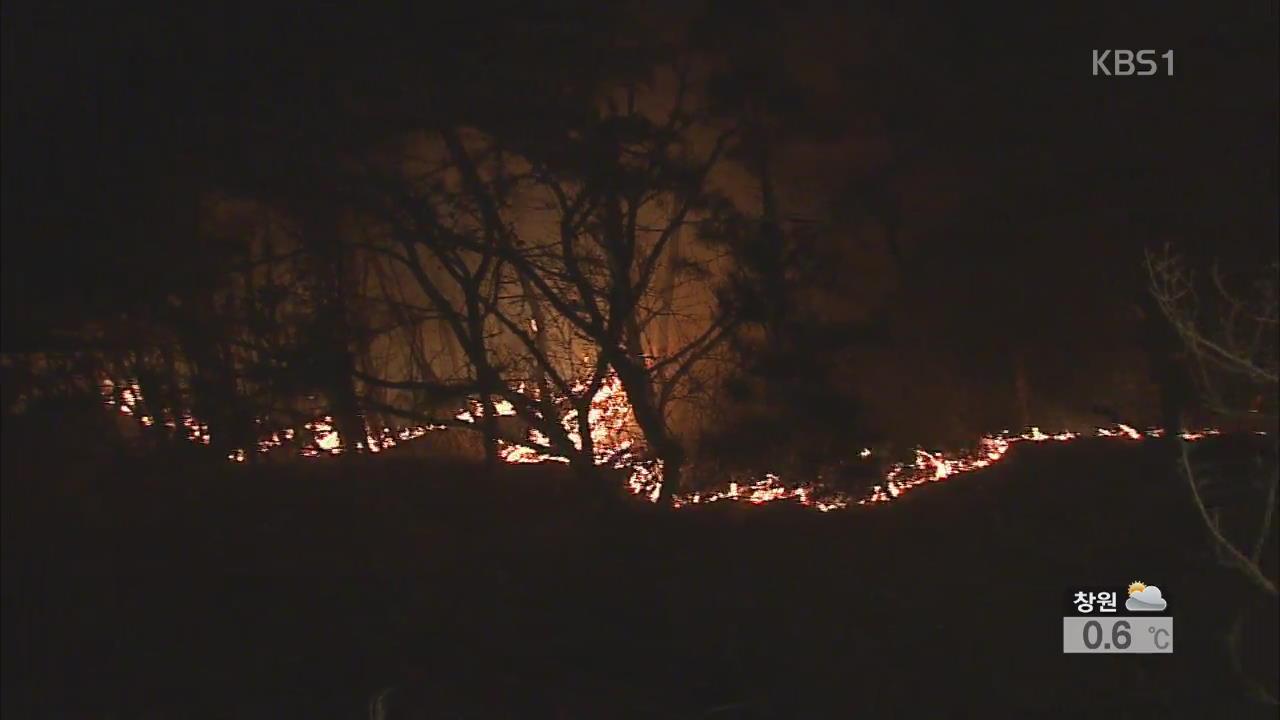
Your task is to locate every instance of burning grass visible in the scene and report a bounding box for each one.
[100,373,1238,512]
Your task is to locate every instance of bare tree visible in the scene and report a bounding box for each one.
[1146,244,1277,706]
[348,63,742,500]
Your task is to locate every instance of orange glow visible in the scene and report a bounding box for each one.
[103,372,1238,511]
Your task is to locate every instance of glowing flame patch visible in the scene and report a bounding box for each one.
[103,373,1240,512]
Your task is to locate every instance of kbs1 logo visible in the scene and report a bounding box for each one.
[1092,50,1174,76]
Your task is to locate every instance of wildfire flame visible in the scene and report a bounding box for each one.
[103,373,1238,511]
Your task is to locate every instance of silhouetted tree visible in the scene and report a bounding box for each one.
[1147,244,1278,706]
[697,163,887,489]
[348,47,743,500]
[688,17,888,489]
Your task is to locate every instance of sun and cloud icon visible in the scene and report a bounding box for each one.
[1125,581,1167,612]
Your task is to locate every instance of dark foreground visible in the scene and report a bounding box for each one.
[4,429,1277,718]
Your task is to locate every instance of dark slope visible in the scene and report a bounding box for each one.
[4,433,1275,717]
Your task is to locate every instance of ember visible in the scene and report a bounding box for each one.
[103,373,1236,512]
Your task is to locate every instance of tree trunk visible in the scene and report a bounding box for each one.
[466,289,501,471]
[570,451,615,512]
[609,352,685,505]
[575,395,595,462]
[178,314,255,460]
[479,392,501,472]
[305,203,368,453]
[330,349,367,452]
[656,450,686,507]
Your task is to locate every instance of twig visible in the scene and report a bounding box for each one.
[1179,441,1278,597]
[1251,463,1278,564]
[1226,612,1280,707]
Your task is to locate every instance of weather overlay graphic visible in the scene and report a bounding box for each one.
[1063,582,1173,654]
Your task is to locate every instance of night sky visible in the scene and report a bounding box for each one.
[4,0,1276,361]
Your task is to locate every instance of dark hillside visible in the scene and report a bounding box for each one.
[4,431,1276,717]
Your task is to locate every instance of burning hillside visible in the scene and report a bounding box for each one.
[100,371,1238,512]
